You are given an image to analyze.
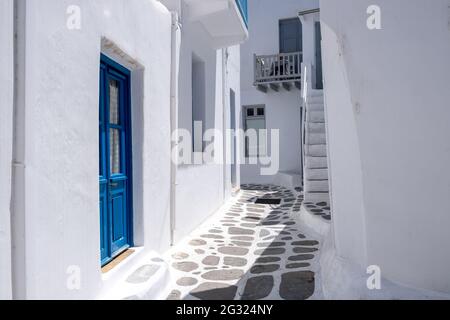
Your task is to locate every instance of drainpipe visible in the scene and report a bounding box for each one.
[169,12,181,246]
[222,48,229,201]
[11,0,26,299]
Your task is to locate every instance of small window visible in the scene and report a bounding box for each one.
[257,107,265,116]
[192,53,206,153]
[243,105,267,158]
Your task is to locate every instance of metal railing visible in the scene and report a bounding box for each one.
[254,52,302,85]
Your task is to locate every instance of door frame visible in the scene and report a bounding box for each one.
[230,89,237,189]
[99,53,134,266]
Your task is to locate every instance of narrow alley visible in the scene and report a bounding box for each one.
[164,185,322,300]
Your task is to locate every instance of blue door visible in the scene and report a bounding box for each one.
[99,54,133,266]
[279,18,303,53]
[315,21,323,90]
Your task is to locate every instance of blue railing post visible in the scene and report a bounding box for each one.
[235,0,248,27]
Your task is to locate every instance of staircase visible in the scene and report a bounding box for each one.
[302,90,330,203]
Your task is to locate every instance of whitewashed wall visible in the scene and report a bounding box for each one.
[12,0,172,299]
[240,0,319,185]
[174,4,241,242]
[0,0,14,300]
[321,0,450,294]
[224,45,243,195]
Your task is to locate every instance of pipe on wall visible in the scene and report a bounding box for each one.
[11,0,27,299]
[169,11,181,246]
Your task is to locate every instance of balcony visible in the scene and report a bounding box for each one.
[254,52,302,93]
[167,0,248,48]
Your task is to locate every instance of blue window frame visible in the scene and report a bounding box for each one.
[99,54,133,266]
[236,0,248,27]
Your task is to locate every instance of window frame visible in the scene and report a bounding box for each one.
[243,105,267,158]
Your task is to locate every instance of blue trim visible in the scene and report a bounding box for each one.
[99,54,134,267]
[235,0,248,28]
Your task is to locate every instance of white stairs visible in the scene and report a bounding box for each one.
[303,90,330,203]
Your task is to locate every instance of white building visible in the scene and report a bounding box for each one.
[2,0,450,301]
[240,0,325,200]
[0,0,248,299]
[241,0,450,299]
[318,0,450,298]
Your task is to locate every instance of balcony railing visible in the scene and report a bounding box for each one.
[235,0,248,27]
[254,52,302,92]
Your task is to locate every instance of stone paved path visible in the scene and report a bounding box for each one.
[165,184,321,300]
[304,201,331,221]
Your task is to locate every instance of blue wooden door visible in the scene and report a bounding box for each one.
[315,21,323,90]
[99,54,133,266]
[279,18,303,53]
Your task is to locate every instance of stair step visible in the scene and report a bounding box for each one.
[307,102,324,111]
[307,122,326,134]
[304,192,330,203]
[308,96,324,104]
[305,180,329,192]
[306,191,329,194]
[307,110,325,123]
[307,133,326,145]
[305,168,329,180]
[305,156,328,169]
[305,144,327,157]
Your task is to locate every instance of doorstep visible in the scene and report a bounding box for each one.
[100,250,172,300]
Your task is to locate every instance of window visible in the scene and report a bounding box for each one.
[192,53,206,153]
[244,105,267,157]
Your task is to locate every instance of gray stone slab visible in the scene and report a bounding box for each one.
[176,277,198,287]
[228,227,255,235]
[288,254,315,262]
[202,256,220,266]
[201,269,244,281]
[191,282,238,300]
[250,264,280,274]
[172,261,199,272]
[218,246,249,256]
[254,248,286,256]
[241,276,274,300]
[279,271,315,300]
[293,247,318,254]
[224,256,248,267]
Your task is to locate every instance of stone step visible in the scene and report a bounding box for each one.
[307,102,324,112]
[309,91,324,100]
[305,144,327,157]
[304,191,330,204]
[307,122,326,134]
[307,110,325,123]
[307,133,327,145]
[305,180,329,192]
[305,168,329,180]
[305,156,328,169]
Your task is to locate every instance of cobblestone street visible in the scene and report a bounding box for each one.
[165,185,321,300]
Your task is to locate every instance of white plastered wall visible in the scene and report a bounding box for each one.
[0,0,14,300]
[13,0,172,299]
[174,2,240,242]
[321,0,450,294]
